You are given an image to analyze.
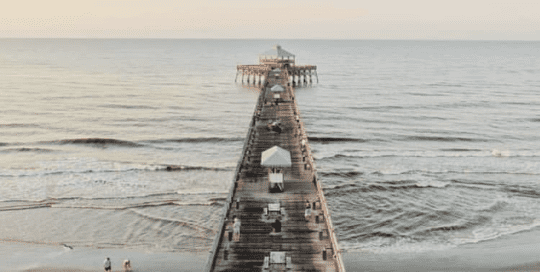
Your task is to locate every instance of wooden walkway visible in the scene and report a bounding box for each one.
[205,51,344,272]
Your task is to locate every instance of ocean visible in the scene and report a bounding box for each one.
[1,39,539,263]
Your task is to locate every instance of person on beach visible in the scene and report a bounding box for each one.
[233,217,241,242]
[123,259,132,272]
[103,257,111,272]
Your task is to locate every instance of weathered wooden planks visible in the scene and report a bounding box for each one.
[205,49,344,272]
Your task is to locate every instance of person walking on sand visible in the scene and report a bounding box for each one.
[123,259,132,272]
[103,257,112,272]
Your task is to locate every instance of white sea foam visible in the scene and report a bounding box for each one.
[415,179,450,188]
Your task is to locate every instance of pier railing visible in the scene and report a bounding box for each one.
[203,80,268,272]
[206,65,342,271]
[237,65,271,72]
[288,72,346,272]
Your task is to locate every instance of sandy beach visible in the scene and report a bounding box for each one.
[2,244,206,272]
[3,227,540,272]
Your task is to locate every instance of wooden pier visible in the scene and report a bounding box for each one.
[205,45,344,272]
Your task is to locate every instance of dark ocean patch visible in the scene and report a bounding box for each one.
[502,185,540,198]
[320,171,364,178]
[148,82,189,86]
[416,224,470,234]
[481,199,509,213]
[99,104,158,110]
[440,148,483,152]
[361,231,398,239]
[504,102,536,106]
[404,136,486,142]
[0,147,54,153]
[0,164,232,178]
[451,179,497,187]
[413,215,491,236]
[308,137,370,143]
[324,183,364,197]
[325,183,362,191]
[0,123,40,128]
[147,137,243,144]
[406,91,448,97]
[325,180,447,197]
[46,138,143,147]
[426,82,463,87]
[161,165,231,172]
[364,183,419,191]
[530,118,540,123]
[318,154,396,162]
[346,105,405,111]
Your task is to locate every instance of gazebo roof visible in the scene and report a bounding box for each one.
[261,146,292,167]
[260,45,295,59]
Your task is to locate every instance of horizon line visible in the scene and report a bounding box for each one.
[1,37,539,42]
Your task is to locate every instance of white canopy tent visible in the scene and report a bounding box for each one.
[261,146,292,168]
[270,85,285,92]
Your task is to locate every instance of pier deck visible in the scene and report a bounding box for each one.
[205,46,344,272]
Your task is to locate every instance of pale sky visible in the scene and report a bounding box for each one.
[1,0,539,40]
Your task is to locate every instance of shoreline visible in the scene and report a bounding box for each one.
[4,227,540,272]
[343,226,540,272]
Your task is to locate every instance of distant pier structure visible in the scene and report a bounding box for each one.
[205,45,344,272]
[235,45,318,86]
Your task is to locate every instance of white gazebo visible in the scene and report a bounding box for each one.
[270,85,285,92]
[259,45,295,62]
[261,146,292,192]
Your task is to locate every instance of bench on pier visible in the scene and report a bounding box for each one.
[262,252,292,271]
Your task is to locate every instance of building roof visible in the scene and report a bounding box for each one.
[260,45,295,59]
[261,146,292,167]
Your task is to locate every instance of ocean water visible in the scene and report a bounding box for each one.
[1,39,540,256]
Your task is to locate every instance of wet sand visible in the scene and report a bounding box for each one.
[5,227,540,272]
[343,227,540,272]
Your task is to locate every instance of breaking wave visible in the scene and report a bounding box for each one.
[308,137,371,143]
[147,137,243,144]
[403,136,488,142]
[0,191,229,212]
[325,180,450,196]
[440,148,483,152]
[45,138,142,147]
[161,165,231,172]
[99,104,158,110]
[319,171,364,178]
[0,147,54,153]
[0,164,231,178]
[0,123,40,128]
